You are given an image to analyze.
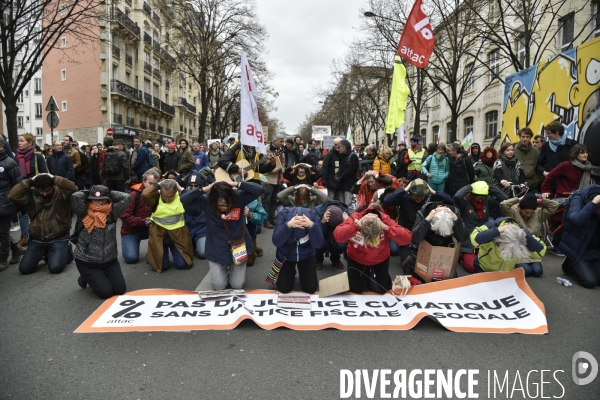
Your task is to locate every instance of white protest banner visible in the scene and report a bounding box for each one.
[312,125,331,141]
[240,51,266,154]
[207,139,221,148]
[323,135,345,151]
[76,270,547,334]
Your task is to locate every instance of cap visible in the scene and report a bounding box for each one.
[114,139,124,145]
[409,179,428,196]
[520,192,538,210]
[410,136,420,142]
[471,181,489,195]
[87,185,111,201]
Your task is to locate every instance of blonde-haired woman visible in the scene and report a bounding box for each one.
[15,133,47,246]
[334,204,411,293]
[373,146,393,175]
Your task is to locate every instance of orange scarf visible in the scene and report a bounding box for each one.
[83,203,113,233]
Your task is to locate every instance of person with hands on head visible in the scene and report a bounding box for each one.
[180,180,263,290]
[272,207,325,294]
[334,204,412,293]
[499,192,558,237]
[277,183,328,211]
[351,170,395,210]
[315,203,349,270]
[142,178,194,273]
[71,185,131,298]
[282,163,322,186]
[558,185,600,288]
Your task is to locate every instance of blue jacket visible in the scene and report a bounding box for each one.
[383,188,454,230]
[180,181,263,264]
[132,145,150,176]
[421,153,449,185]
[193,150,210,171]
[273,207,325,262]
[558,185,600,263]
[47,150,75,182]
[183,199,207,242]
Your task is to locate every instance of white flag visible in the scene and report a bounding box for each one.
[240,51,267,154]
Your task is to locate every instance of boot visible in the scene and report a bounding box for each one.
[0,259,8,272]
[253,238,263,257]
[9,245,26,265]
[18,234,28,247]
[247,251,256,266]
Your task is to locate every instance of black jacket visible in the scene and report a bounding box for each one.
[101,147,129,181]
[47,150,75,182]
[334,151,359,192]
[395,149,408,178]
[0,149,22,216]
[321,149,340,188]
[537,137,577,174]
[163,151,181,173]
[446,153,475,197]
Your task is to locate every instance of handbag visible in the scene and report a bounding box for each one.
[266,242,294,287]
[222,219,248,265]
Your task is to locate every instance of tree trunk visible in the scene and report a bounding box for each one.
[4,102,19,151]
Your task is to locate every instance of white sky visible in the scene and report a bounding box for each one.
[254,0,366,135]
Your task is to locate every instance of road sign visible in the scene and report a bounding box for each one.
[45,96,59,112]
[47,111,59,129]
[106,128,114,137]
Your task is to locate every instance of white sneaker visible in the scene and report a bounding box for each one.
[10,224,20,232]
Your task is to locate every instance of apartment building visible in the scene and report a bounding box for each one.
[43,0,201,146]
[404,0,599,147]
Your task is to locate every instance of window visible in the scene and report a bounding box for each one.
[153,83,159,97]
[153,58,159,69]
[34,78,41,94]
[144,51,150,63]
[36,128,43,136]
[434,89,440,105]
[489,50,500,82]
[35,103,42,118]
[61,69,66,81]
[178,86,183,97]
[126,72,131,84]
[26,116,30,123]
[17,116,24,128]
[60,3,66,15]
[60,37,66,47]
[464,117,474,137]
[24,89,29,97]
[559,14,574,52]
[62,101,67,112]
[517,36,526,68]
[433,126,440,143]
[465,63,475,91]
[112,65,118,80]
[17,92,24,103]
[447,123,454,142]
[144,78,151,93]
[485,111,498,138]
[420,128,426,137]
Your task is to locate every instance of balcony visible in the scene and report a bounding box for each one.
[111,79,142,102]
[125,53,132,66]
[144,92,152,105]
[153,41,161,54]
[126,117,135,126]
[160,50,176,69]
[140,120,147,129]
[35,114,42,119]
[177,97,197,114]
[153,96,161,108]
[113,113,123,124]
[143,2,151,16]
[34,89,41,95]
[158,125,163,133]
[143,32,152,46]
[152,11,160,24]
[149,123,156,132]
[160,101,175,116]
[167,128,172,136]
[153,68,161,81]
[112,44,120,59]
[113,7,140,40]
[143,62,152,74]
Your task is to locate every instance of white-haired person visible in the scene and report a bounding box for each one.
[470,217,546,277]
[334,204,412,293]
[408,200,468,277]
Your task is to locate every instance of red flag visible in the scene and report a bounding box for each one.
[397,0,435,68]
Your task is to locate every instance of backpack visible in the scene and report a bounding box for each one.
[103,151,121,175]
[147,149,156,167]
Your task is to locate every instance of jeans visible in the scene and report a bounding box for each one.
[75,175,86,190]
[407,172,422,181]
[388,238,400,256]
[19,240,69,274]
[572,257,600,288]
[428,182,446,192]
[76,258,126,299]
[262,183,280,225]
[19,212,29,236]
[515,262,543,277]
[208,260,246,290]
[277,256,318,294]
[195,237,206,258]
[121,230,149,264]
[341,191,354,214]
[162,233,189,270]
[316,242,346,264]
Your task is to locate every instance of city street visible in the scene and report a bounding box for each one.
[0,222,598,400]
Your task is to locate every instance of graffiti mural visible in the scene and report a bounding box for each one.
[502,36,600,176]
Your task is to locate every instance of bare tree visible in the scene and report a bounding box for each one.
[163,0,273,144]
[0,0,102,146]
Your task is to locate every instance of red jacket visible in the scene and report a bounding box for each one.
[334,207,412,265]
[120,182,153,236]
[541,160,583,198]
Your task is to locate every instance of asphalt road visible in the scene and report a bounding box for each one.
[1,222,599,400]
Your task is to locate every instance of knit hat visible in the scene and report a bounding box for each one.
[87,185,111,201]
[186,172,203,188]
[471,181,489,195]
[409,179,428,196]
[326,206,344,227]
[520,192,538,210]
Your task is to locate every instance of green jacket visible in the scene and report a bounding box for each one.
[473,161,494,187]
[471,217,546,272]
[514,143,540,189]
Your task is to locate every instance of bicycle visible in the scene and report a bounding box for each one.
[538,193,571,250]
[503,182,529,198]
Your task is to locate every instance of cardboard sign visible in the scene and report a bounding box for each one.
[415,240,460,283]
[319,272,350,298]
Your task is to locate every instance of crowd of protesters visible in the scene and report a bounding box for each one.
[0,122,598,300]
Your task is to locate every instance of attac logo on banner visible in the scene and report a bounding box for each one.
[76,269,547,334]
[397,0,435,68]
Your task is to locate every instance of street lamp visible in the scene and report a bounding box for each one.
[363,11,404,25]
